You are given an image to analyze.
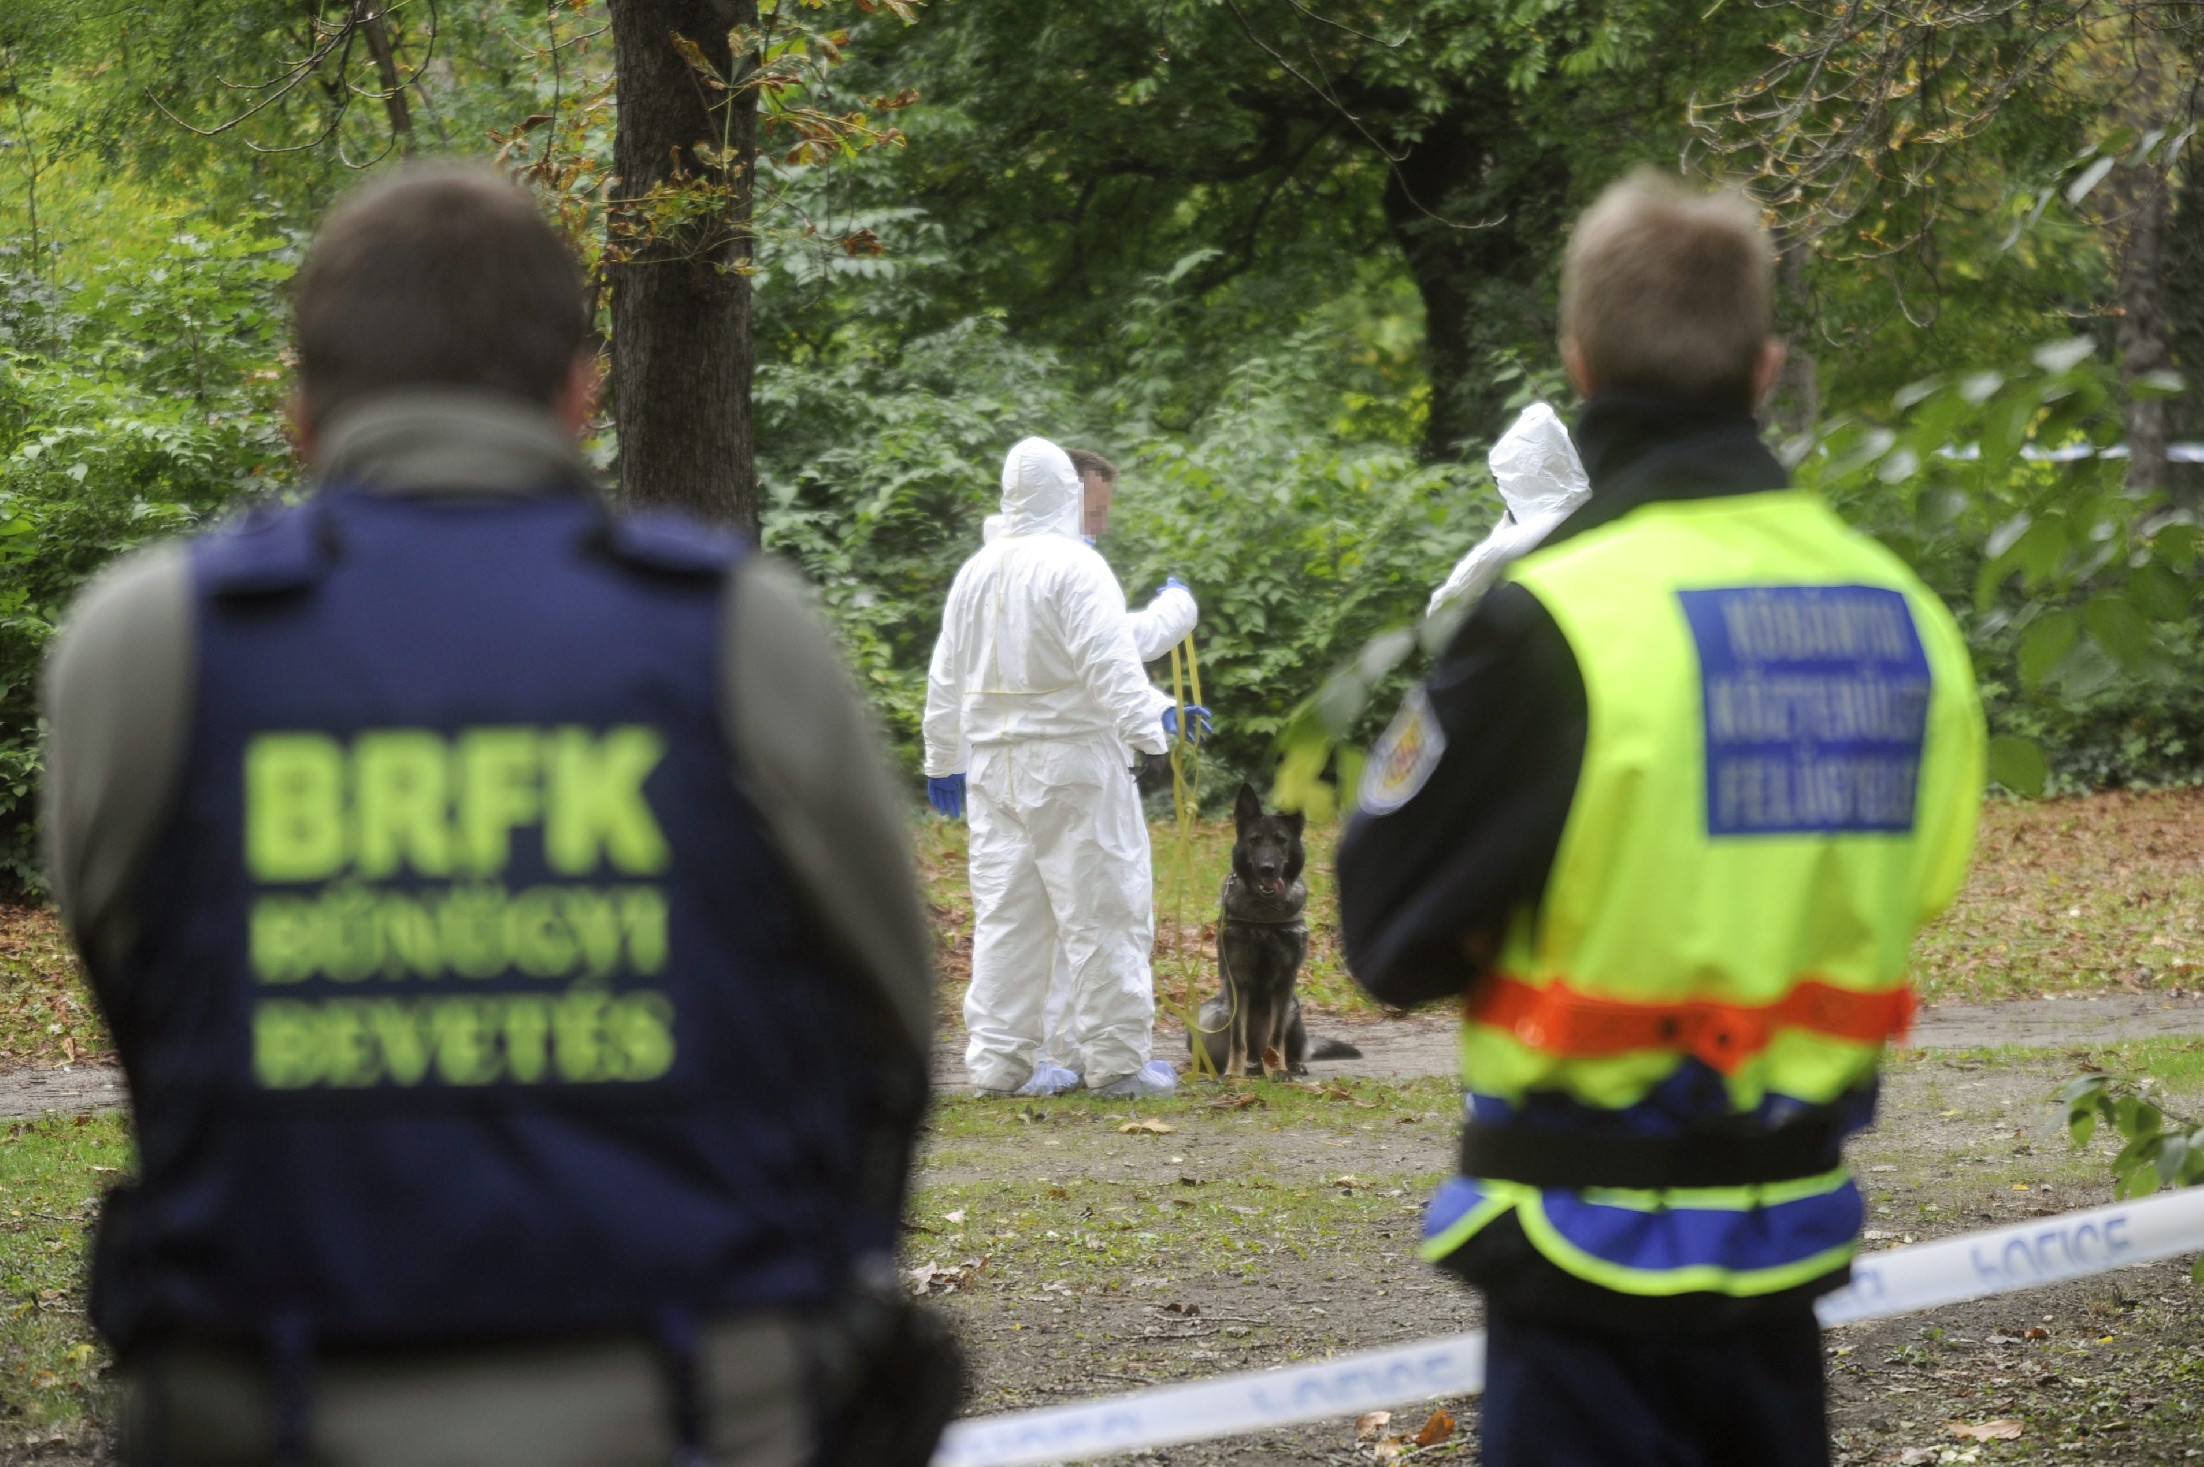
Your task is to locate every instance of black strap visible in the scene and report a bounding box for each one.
[656,1307,711,1467]
[267,1311,314,1467]
[1459,1116,1846,1191]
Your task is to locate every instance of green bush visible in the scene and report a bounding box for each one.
[757,318,1087,763]
[1106,346,1488,787]
[0,224,292,892]
[1798,339,2203,795]
[757,317,1492,792]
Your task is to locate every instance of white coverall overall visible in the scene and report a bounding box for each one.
[970,513,1196,1076]
[1426,402,1591,617]
[924,439,1174,1094]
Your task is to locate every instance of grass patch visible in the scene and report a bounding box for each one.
[923,1072,1461,1143]
[0,1113,126,1440]
[913,1078,1459,1269]
[1898,1037,2204,1106]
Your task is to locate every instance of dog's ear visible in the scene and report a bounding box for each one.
[1234,782,1263,828]
[1282,809,1305,839]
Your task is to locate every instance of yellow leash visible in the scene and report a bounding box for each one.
[1166,634,1223,1078]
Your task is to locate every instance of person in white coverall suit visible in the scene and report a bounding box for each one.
[923,439,1200,1099]
[974,455,1197,1085]
[1426,402,1591,618]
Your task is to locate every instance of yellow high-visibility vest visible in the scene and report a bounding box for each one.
[1471,488,1984,1112]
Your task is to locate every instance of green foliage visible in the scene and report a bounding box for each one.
[0,1113,131,1435]
[0,221,292,890]
[1109,340,1486,785]
[0,0,2194,852]
[2055,1072,2204,1270]
[757,318,1084,761]
[755,310,1489,790]
[1798,338,2204,792]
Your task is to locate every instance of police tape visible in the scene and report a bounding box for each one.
[932,1187,2204,1467]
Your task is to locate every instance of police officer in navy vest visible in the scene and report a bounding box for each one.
[44,165,954,1466]
[1339,172,1985,1466]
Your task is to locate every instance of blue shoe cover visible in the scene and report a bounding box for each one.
[1013,1063,1081,1098]
[1092,1060,1179,1099]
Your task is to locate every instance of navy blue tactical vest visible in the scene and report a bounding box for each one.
[92,488,877,1352]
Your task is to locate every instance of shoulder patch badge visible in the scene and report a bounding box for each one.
[1359,686,1447,816]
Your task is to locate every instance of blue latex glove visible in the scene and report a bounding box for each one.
[1160,576,1190,596]
[926,773,966,820]
[1162,705,1213,745]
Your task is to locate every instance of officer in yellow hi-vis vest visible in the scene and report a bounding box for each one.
[1338,170,1985,1467]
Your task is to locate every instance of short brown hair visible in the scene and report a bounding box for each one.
[1559,169,1774,406]
[293,163,588,428]
[1065,448,1118,484]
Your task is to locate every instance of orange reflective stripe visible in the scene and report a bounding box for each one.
[1469,976,1915,1076]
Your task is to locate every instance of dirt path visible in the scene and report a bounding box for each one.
[0,1062,125,1122]
[10,992,2203,1124]
[927,993,2204,1093]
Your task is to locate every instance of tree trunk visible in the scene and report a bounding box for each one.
[1765,235,1820,447]
[608,0,759,532]
[2115,166,2172,497]
[2166,159,2204,508]
[355,2,416,155]
[1379,99,1570,461]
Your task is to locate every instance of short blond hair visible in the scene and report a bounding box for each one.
[1559,169,1774,406]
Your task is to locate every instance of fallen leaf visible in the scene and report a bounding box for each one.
[1160,1301,1201,1317]
[1209,1091,1265,1111]
[2024,1326,2049,1340]
[1177,1175,1203,1187]
[1413,1408,1455,1447]
[1119,1119,1178,1135]
[1260,1045,1286,1077]
[1371,1435,1410,1463]
[1332,1174,1365,1189]
[905,1259,979,1296]
[944,1209,967,1225]
[1949,1420,2023,1441]
[1898,1449,1939,1465]
[1354,1410,1391,1441]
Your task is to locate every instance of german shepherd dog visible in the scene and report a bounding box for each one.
[1192,784,1363,1078]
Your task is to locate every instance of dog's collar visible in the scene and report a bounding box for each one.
[1221,873,1307,926]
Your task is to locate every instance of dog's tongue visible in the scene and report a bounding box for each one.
[1261,876,1286,898]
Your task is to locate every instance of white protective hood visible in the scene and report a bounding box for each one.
[1426,402,1592,617]
[997,436,1084,539]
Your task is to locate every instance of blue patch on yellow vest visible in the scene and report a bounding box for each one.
[1678,585,1930,836]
